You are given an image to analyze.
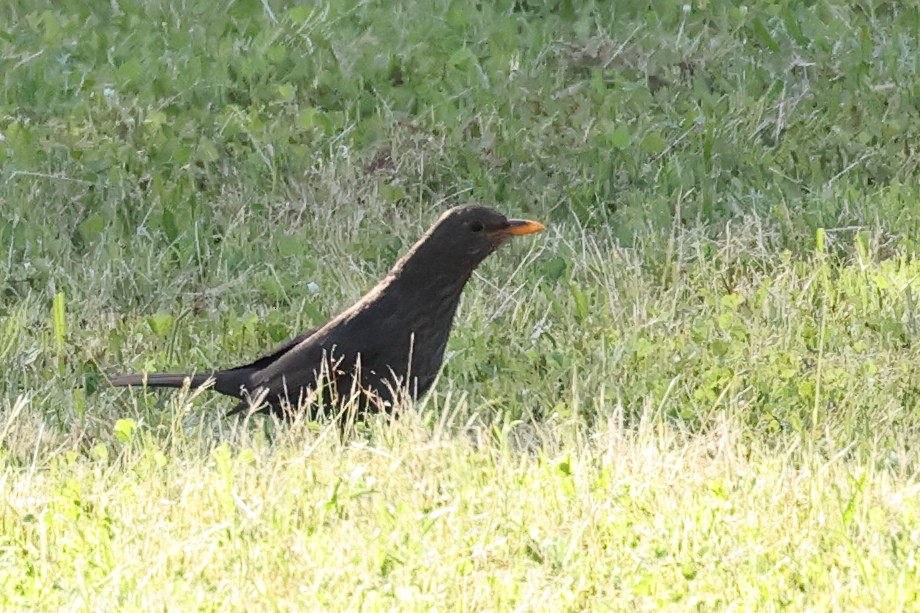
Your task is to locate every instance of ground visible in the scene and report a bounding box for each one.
[1,0,919,609]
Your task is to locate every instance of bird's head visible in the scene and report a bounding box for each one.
[385,205,545,294]
[423,205,545,267]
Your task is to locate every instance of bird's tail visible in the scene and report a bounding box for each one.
[109,372,215,389]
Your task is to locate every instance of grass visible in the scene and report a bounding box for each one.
[4,406,918,610]
[2,0,920,609]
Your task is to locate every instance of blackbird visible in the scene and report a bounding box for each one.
[110,205,545,418]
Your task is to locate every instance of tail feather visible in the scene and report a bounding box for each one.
[109,372,215,390]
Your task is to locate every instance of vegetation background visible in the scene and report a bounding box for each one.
[1,0,919,609]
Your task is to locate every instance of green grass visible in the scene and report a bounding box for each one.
[2,0,920,609]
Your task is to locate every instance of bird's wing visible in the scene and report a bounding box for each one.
[222,327,319,375]
[213,327,320,400]
[223,330,326,417]
[225,327,343,416]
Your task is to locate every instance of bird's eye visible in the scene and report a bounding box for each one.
[470,221,484,233]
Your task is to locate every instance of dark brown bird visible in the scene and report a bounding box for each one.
[110,206,545,418]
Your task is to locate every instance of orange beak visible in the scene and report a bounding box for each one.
[503,219,545,236]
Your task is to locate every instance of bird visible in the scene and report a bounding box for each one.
[110,205,545,419]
